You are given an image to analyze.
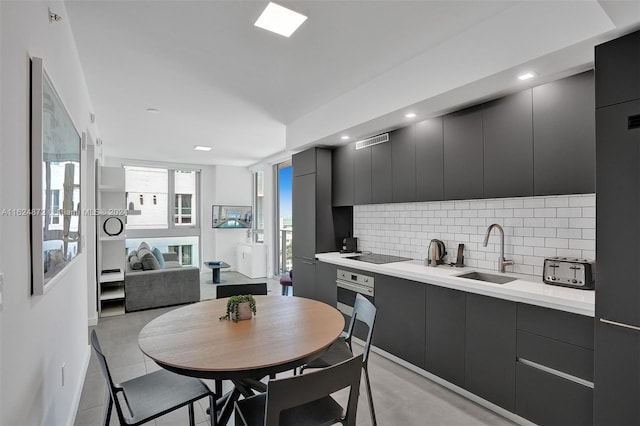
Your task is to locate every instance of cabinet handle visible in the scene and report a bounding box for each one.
[600,318,640,332]
[302,260,314,265]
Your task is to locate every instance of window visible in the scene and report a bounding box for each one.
[169,244,193,266]
[253,171,264,243]
[51,189,60,225]
[175,194,193,224]
[127,237,199,267]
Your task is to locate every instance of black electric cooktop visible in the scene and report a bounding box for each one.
[349,253,412,264]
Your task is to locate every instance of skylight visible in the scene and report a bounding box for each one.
[254,2,307,38]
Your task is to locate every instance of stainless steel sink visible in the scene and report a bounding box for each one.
[455,271,516,285]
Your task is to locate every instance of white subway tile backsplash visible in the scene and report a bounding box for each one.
[353,194,595,273]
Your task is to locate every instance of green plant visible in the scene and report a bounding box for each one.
[219,294,257,321]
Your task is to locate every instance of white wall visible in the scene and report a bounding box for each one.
[0,2,98,424]
[354,194,596,276]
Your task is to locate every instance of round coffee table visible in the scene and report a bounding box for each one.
[204,261,230,283]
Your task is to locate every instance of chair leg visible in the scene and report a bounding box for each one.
[363,366,377,426]
[103,393,113,426]
[209,394,217,426]
[188,402,195,426]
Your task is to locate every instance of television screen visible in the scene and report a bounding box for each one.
[212,205,252,229]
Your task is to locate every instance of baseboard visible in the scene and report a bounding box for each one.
[67,344,91,426]
[351,337,535,426]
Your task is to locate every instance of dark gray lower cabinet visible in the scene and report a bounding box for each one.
[594,321,640,425]
[314,261,337,306]
[374,274,426,369]
[465,293,516,411]
[292,258,315,300]
[425,285,465,387]
[515,362,593,426]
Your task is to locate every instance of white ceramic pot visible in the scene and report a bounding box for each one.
[236,302,253,321]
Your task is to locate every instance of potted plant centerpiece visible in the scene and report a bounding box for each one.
[220,294,257,322]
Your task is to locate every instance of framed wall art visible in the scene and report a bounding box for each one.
[31,57,82,295]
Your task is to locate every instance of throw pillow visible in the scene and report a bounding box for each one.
[129,255,143,270]
[138,247,160,270]
[151,247,165,269]
[138,241,150,252]
[127,249,138,262]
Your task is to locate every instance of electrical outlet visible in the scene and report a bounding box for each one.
[61,362,65,387]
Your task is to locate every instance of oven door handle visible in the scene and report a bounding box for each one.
[336,279,374,296]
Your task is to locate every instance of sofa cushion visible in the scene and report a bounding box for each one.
[127,249,138,262]
[151,247,165,268]
[164,261,181,269]
[138,247,160,270]
[138,242,150,252]
[129,254,143,270]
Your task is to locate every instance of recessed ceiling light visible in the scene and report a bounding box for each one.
[254,2,307,38]
[518,72,537,81]
[405,112,417,118]
[146,108,160,114]
[341,135,350,140]
[194,145,212,152]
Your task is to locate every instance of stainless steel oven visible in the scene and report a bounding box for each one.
[336,269,374,316]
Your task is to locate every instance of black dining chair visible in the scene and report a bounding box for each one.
[215,282,268,298]
[90,330,216,426]
[299,293,378,425]
[234,354,363,426]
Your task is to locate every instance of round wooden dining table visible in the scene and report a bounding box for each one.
[139,295,344,424]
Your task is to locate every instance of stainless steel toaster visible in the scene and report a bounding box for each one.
[543,257,595,290]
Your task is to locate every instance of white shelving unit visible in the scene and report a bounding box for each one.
[97,166,127,317]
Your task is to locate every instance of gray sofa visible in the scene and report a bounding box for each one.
[125,252,200,312]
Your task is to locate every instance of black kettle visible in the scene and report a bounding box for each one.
[427,239,447,266]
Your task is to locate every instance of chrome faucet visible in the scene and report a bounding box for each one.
[483,224,513,273]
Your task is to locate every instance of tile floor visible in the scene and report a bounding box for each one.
[75,271,514,426]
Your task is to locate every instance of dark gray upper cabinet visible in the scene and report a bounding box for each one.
[465,293,516,411]
[292,148,338,259]
[292,148,317,177]
[425,285,465,387]
[415,118,444,201]
[533,71,595,196]
[391,126,416,203]
[353,145,372,205]
[443,106,484,200]
[374,274,426,369]
[483,90,533,198]
[332,144,354,207]
[595,30,640,108]
[371,142,392,204]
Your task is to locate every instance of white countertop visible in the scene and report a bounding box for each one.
[316,252,595,317]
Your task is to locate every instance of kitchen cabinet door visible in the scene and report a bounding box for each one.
[425,285,465,387]
[483,90,533,198]
[315,261,337,306]
[533,71,595,195]
[292,257,315,300]
[391,126,416,203]
[443,106,484,200]
[292,173,316,260]
[465,293,516,411]
[594,321,640,425]
[292,148,317,177]
[374,274,426,369]
[595,30,640,108]
[596,100,640,325]
[332,143,354,207]
[371,141,392,204]
[353,145,372,205]
[415,117,444,201]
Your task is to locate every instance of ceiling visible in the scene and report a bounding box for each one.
[65,1,640,167]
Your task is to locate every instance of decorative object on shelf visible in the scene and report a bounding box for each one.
[30,56,82,295]
[219,295,257,321]
[103,216,124,236]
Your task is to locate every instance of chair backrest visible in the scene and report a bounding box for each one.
[265,354,363,426]
[215,282,268,298]
[344,293,377,365]
[90,330,131,423]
